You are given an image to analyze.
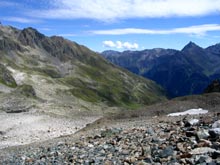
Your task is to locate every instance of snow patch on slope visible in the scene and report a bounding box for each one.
[167,108,208,116]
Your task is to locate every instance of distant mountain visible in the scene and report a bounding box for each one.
[102,42,220,98]
[0,25,166,114]
[102,48,177,75]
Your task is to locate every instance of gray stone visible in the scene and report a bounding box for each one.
[212,120,220,128]
[159,146,174,158]
[143,156,153,163]
[190,147,219,155]
[103,144,110,150]
[121,150,130,155]
[146,127,155,135]
[197,129,209,140]
[144,146,151,155]
[189,119,200,125]
[195,155,212,164]
[101,128,122,137]
[0,131,6,135]
[209,128,220,137]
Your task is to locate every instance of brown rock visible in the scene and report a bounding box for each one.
[200,116,213,125]
[197,139,212,147]
[177,143,185,152]
[104,160,113,165]
[137,162,150,165]
[178,153,192,159]
[130,157,137,163]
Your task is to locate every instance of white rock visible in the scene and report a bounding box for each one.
[190,147,218,155]
[188,119,199,126]
[212,120,220,128]
[88,143,94,148]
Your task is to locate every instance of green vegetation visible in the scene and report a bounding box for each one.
[61,62,165,108]
[14,84,36,98]
[34,67,61,78]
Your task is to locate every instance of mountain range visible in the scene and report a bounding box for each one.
[0,25,166,115]
[102,42,220,98]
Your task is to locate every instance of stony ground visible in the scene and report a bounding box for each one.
[1,93,220,164]
[1,111,220,165]
[0,111,101,149]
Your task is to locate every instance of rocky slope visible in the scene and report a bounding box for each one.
[0,25,166,116]
[1,92,220,164]
[102,42,220,98]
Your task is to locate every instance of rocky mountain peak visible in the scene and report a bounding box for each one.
[18,27,45,47]
[181,41,201,52]
[21,27,44,36]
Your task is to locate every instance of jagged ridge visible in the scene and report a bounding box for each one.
[102,41,220,98]
[0,25,166,114]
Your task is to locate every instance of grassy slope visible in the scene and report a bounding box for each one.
[0,26,166,112]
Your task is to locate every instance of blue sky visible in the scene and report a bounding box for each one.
[0,0,220,52]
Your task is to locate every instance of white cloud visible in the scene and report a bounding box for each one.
[103,40,139,49]
[29,0,220,21]
[123,42,139,49]
[103,40,116,48]
[92,24,220,36]
[116,41,123,49]
[2,17,40,23]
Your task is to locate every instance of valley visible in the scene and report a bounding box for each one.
[1,0,220,164]
[0,25,165,150]
[0,24,220,164]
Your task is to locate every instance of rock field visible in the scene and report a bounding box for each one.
[1,112,220,164]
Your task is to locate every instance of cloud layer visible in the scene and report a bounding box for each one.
[93,24,220,36]
[31,0,220,21]
[103,41,139,49]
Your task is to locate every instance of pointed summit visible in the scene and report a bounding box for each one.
[181,41,201,52]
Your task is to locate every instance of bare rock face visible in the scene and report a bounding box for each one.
[0,84,38,113]
[17,27,45,48]
[0,64,17,88]
[0,97,34,113]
